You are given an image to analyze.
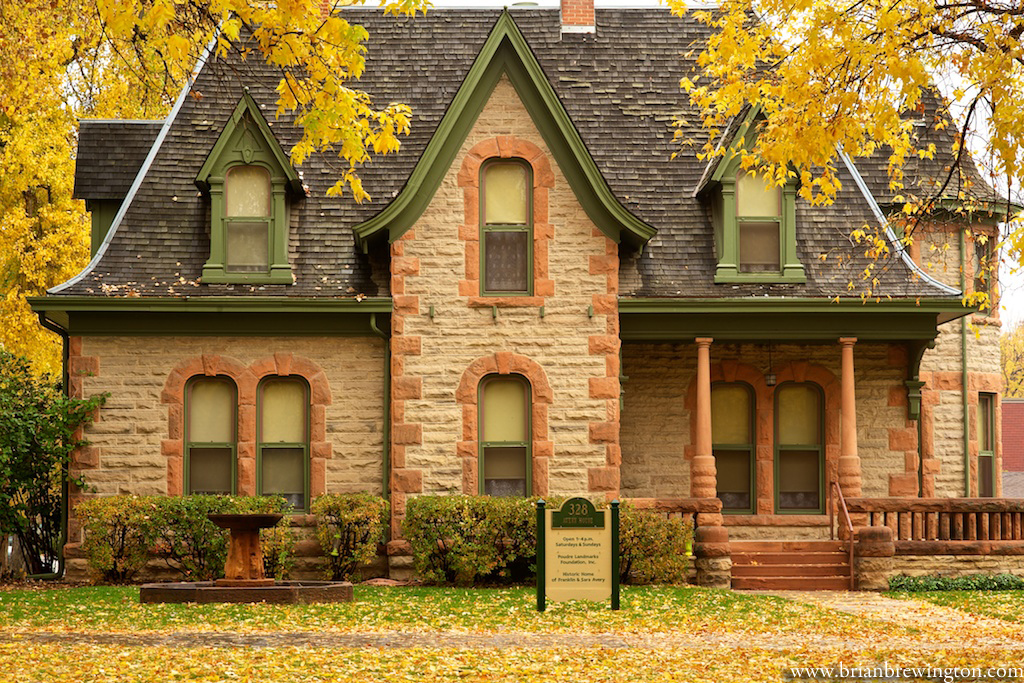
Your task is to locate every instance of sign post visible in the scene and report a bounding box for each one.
[536,497,620,611]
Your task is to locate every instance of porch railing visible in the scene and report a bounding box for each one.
[828,481,855,590]
[845,497,1024,554]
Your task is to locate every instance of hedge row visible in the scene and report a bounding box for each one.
[402,496,693,586]
[888,573,1024,592]
[76,494,387,584]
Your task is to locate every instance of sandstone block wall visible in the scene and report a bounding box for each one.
[890,554,1024,578]
[69,335,386,502]
[389,77,619,538]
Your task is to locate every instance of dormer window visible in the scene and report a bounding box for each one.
[225,166,272,273]
[481,159,532,295]
[195,92,302,285]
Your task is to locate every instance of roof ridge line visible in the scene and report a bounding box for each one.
[51,35,218,295]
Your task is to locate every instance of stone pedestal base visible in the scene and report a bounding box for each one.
[694,525,731,589]
[854,526,894,591]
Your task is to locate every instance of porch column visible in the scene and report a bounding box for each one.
[691,337,717,500]
[838,337,863,497]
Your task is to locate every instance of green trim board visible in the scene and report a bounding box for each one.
[619,297,973,342]
[352,9,656,251]
[29,297,393,337]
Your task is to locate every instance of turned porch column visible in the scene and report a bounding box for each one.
[691,337,717,500]
[838,337,863,497]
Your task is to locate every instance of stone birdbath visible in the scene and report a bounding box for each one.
[139,512,354,604]
[208,513,282,587]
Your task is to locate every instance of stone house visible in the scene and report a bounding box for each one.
[32,1,1020,588]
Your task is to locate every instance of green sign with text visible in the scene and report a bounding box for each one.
[536,497,619,611]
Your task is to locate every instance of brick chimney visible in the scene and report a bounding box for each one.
[561,0,595,34]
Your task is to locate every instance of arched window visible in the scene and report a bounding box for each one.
[481,159,532,295]
[185,377,237,495]
[224,165,272,273]
[712,382,755,513]
[258,377,310,510]
[479,375,531,496]
[775,382,824,512]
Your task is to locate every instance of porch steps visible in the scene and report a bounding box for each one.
[730,540,852,591]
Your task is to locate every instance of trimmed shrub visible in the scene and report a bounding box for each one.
[149,495,234,581]
[404,496,693,586]
[76,496,157,584]
[312,493,388,581]
[888,573,1024,592]
[617,502,692,585]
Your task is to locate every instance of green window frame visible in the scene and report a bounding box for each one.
[774,382,825,514]
[185,376,237,496]
[978,392,996,498]
[973,234,993,296]
[712,381,756,514]
[257,376,310,511]
[480,158,533,296]
[478,374,532,497]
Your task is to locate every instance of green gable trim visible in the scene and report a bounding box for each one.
[29,296,392,336]
[195,90,301,194]
[352,10,656,251]
[619,297,972,342]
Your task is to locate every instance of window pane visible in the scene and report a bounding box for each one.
[189,447,232,495]
[226,221,269,272]
[261,447,305,509]
[738,221,781,272]
[714,448,751,510]
[777,384,820,446]
[226,166,271,217]
[778,449,820,510]
[736,172,780,217]
[712,384,751,444]
[261,380,307,443]
[189,379,234,443]
[979,455,994,498]
[483,446,527,497]
[482,378,527,442]
[484,231,529,292]
[978,394,992,451]
[484,163,528,224]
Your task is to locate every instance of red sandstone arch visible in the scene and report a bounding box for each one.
[455,352,553,495]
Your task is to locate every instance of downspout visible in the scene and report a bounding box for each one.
[960,231,971,497]
[369,313,391,502]
[34,313,70,580]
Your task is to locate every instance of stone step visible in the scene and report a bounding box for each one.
[732,551,848,565]
[732,576,852,591]
[730,540,847,552]
[731,563,851,577]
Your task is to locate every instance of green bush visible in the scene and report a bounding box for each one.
[312,493,388,581]
[79,494,294,583]
[888,573,1024,592]
[403,495,692,586]
[76,496,157,584]
[618,502,693,585]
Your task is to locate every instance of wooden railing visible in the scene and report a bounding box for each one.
[828,482,855,590]
[846,498,1024,554]
[622,497,722,528]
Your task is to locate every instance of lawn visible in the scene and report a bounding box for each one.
[889,590,1024,624]
[0,584,890,636]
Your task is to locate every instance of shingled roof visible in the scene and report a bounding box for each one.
[54,7,958,300]
[73,120,162,201]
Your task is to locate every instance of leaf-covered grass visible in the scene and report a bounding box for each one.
[3,643,1024,683]
[889,590,1024,624]
[0,585,898,636]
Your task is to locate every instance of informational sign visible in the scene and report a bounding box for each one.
[536,497,619,611]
